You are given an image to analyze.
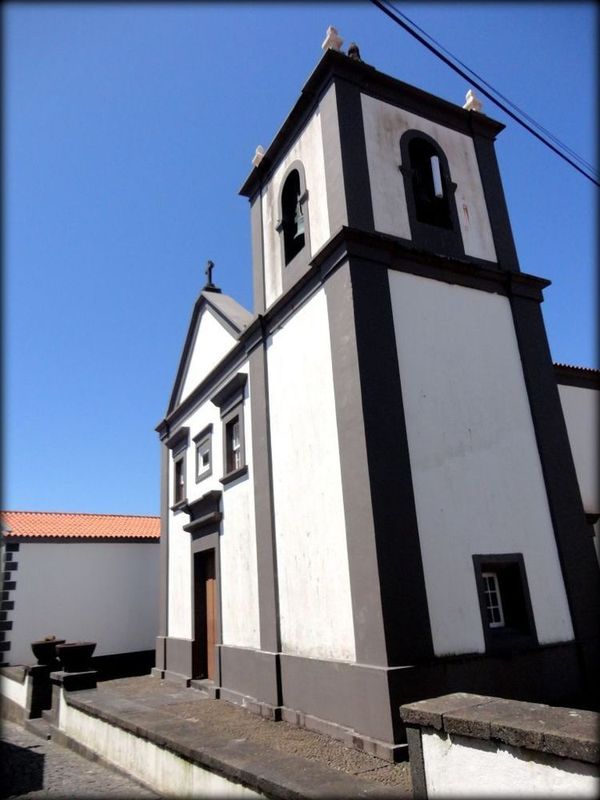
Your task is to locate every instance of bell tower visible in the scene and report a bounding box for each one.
[240,45,520,314]
[235,40,599,755]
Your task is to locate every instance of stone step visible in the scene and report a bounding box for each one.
[25,716,52,740]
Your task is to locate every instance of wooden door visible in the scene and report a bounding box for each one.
[193,550,217,680]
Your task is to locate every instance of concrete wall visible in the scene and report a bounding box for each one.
[8,542,159,665]
[388,271,574,656]
[260,93,332,308]
[59,692,260,798]
[361,94,497,262]
[558,383,599,514]
[420,730,598,797]
[167,365,260,650]
[402,693,599,799]
[180,309,236,403]
[266,288,355,661]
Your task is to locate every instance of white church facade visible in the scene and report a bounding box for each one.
[153,46,599,759]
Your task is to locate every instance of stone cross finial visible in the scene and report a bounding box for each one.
[463,89,483,113]
[322,26,343,52]
[205,260,215,286]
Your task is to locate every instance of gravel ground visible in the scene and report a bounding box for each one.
[0,719,157,799]
[99,675,413,793]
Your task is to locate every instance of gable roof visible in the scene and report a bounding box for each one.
[1,511,160,541]
[168,288,254,414]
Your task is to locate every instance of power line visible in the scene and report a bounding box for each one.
[369,0,600,188]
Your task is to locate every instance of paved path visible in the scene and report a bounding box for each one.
[0,720,157,799]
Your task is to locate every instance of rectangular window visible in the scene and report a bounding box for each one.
[193,424,213,483]
[481,571,504,628]
[165,426,189,512]
[226,417,242,473]
[211,372,248,486]
[174,455,185,505]
[473,554,537,652]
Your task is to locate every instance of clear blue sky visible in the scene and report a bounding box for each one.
[4,3,597,516]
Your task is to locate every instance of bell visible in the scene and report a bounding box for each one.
[293,198,305,239]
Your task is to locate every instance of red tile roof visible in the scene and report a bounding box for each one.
[1,511,160,541]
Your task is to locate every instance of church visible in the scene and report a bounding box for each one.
[152,41,599,760]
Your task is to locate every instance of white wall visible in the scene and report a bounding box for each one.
[260,89,333,308]
[388,271,574,656]
[362,94,497,263]
[267,288,356,662]
[167,366,260,650]
[421,730,599,797]
[179,309,236,403]
[558,384,599,513]
[9,542,159,665]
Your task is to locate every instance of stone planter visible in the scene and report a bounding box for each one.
[30,638,66,666]
[56,642,96,673]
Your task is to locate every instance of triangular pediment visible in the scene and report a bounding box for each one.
[169,290,253,412]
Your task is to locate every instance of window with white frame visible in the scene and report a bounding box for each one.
[482,571,505,628]
[473,554,537,652]
[210,372,248,486]
[166,426,189,511]
[193,424,213,483]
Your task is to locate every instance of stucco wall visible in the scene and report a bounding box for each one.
[260,93,332,309]
[179,309,236,403]
[361,94,497,262]
[267,288,355,661]
[388,270,574,656]
[8,542,159,665]
[558,383,599,514]
[420,729,598,797]
[167,368,260,650]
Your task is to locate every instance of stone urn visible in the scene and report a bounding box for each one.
[56,641,96,673]
[31,637,66,666]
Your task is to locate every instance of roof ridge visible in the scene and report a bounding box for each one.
[2,510,159,518]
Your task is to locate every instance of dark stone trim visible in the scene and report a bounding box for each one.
[334,78,374,231]
[219,465,248,486]
[349,258,434,665]
[324,265,388,666]
[1,601,14,611]
[554,363,600,390]
[165,426,189,453]
[3,582,16,592]
[182,491,222,534]
[192,423,213,441]
[162,636,193,681]
[170,498,187,515]
[4,562,17,572]
[250,194,266,314]
[320,82,348,237]
[240,49,504,197]
[218,645,280,709]
[509,295,600,706]
[6,543,20,552]
[399,129,464,258]
[248,343,281,655]
[90,650,155,682]
[470,120,520,271]
[404,726,427,800]
[210,371,248,414]
[4,552,14,562]
[0,620,12,631]
[472,553,538,654]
